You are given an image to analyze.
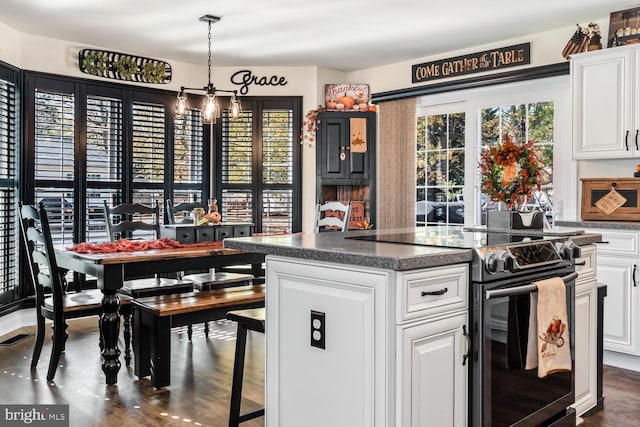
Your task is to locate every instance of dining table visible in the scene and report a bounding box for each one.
[54,241,265,385]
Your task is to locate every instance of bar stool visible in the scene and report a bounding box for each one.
[227,307,265,427]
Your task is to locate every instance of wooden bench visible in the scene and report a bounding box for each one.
[132,285,265,389]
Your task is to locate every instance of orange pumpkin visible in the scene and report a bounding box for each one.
[210,212,222,223]
[337,96,355,109]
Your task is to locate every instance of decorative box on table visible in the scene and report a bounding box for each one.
[160,223,254,244]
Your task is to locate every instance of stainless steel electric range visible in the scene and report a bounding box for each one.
[349,227,581,426]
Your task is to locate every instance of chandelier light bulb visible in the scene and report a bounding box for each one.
[175,91,188,116]
[203,93,219,124]
[230,94,242,119]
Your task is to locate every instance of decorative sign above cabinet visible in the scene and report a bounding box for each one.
[78,49,172,84]
[412,42,530,83]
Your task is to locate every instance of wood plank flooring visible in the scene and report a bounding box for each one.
[1,316,639,426]
[0,317,264,426]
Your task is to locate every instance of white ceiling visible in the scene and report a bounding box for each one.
[0,0,636,72]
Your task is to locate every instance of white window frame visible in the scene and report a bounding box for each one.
[417,75,573,226]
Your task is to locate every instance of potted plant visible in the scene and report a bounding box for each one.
[479,133,543,229]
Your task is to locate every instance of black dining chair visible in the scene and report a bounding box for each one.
[19,201,132,381]
[165,199,208,224]
[102,200,194,298]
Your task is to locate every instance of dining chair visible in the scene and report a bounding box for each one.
[19,201,132,381]
[314,200,352,232]
[102,200,194,296]
[165,199,208,224]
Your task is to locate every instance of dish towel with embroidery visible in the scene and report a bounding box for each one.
[525,277,571,378]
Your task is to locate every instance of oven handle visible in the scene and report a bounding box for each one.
[484,272,578,299]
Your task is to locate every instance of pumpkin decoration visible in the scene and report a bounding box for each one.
[337,96,355,109]
[210,212,222,224]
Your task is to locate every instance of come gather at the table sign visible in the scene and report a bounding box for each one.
[412,43,530,84]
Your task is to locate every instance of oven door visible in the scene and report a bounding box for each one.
[472,269,577,427]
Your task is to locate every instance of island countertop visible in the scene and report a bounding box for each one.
[223,227,601,271]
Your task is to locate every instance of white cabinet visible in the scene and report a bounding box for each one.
[571,47,637,159]
[584,229,640,358]
[396,265,468,427]
[572,245,598,416]
[265,257,468,427]
[398,312,468,427]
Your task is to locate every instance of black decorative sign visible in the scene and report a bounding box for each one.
[78,49,172,84]
[412,43,530,84]
[230,69,287,95]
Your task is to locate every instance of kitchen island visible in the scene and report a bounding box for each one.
[224,227,601,427]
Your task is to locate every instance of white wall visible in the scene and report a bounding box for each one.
[347,18,609,94]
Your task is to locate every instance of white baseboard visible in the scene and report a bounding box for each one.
[0,308,36,339]
[604,350,640,372]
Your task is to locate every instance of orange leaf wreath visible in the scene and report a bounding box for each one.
[479,134,542,209]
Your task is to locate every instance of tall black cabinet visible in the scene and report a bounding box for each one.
[316,111,376,228]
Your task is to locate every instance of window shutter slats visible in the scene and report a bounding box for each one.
[0,78,16,294]
[132,102,165,183]
[222,112,253,184]
[34,91,75,180]
[174,110,204,184]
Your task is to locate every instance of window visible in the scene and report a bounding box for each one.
[25,73,209,246]
[416,77,568,227]
[416,112,466,226]
[218,98,301,233]
[0,65,18,304]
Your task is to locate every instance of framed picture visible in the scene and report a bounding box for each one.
[324,84,370,111]
[607,6,640,47]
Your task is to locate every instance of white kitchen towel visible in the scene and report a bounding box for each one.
[534,277,571,378]
[525,292,538,370]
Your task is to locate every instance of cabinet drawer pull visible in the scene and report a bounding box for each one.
[626,130,630,150]
[574,260,587,266]
[634,264,637,287]
[596,241,609,244]
[462,324,470,366]
[636,129,639,150]
[421,287,448,296]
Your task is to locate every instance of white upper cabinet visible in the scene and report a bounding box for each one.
[572,47,635,159]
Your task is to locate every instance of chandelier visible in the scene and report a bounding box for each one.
[175,15,241,124]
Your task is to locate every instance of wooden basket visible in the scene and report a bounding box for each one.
[581,178,640,221]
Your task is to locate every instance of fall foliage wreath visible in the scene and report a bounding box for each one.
[479,134,542,209]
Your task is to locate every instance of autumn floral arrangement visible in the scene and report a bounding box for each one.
[301,106,324,147]
[479,134,542,210]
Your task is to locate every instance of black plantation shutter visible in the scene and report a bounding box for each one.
[261,108,294,233]
[86,95,123,242]
[221,110,254,223]
[174,109,205,203]
[219,99,300,233]
[33,89,75,246]
[132,101,165,211]
[0,76,17,301]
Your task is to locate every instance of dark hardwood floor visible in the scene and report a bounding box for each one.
[1,317,639,426]
[0,317,264,426]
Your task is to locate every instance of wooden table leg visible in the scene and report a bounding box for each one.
[99,289,121,385]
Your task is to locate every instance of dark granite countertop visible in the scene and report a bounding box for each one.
[556,220,640,231]
[224,227,602,271]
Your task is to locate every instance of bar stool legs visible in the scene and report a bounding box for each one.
[227,308,265,427]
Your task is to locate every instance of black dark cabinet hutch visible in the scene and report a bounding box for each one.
[315,111,376,227]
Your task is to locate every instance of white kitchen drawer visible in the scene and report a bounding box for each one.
[584,228,639,256]
[575,244,596,283]
[397,264,468,323]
